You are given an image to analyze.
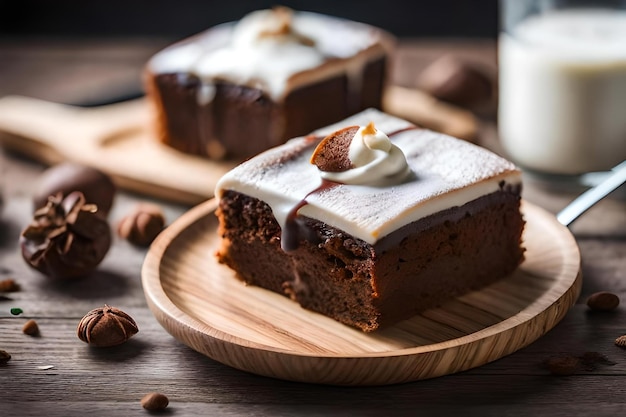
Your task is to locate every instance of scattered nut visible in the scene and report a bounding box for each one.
[586,291,620,311]
[10,307,23,316]
[615,335,626,348]
[77,305,138,347]
[544,355,580,376]
[33,162,116,217]
[20,191,111,279]
[0,278,20,292]
[141,392,169,411]
[22,319,39,336]
[206,139,227,160]
[0,349,11,364]
[416,55,494,109]
[117,203,165,247]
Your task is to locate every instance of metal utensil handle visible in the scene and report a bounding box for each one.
[557,161,626,227]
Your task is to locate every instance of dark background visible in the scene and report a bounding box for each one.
[0,0,499,39]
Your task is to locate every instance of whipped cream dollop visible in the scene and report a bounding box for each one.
[317,122,411,186]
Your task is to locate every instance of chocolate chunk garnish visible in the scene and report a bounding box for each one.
[310,126,359,172]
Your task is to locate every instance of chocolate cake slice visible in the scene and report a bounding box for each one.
[215,109,525,332]
[145,7,391,160]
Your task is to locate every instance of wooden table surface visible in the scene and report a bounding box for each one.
[1,37,625,417]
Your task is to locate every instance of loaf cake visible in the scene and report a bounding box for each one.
[215,109,525,332]
[145,7,391,160]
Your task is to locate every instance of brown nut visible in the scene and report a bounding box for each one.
[544,355,580,376]
[22,319,39,336]
[20,192,111,279]
[141,392,169,411]
[615,335,626,348]
[586,291,620,311]
[117,203,165,247]
[77,305,138,347]
[416,55,494,108]
[34,162,116,217]
[0,349,10,364]
[0,278,20,292]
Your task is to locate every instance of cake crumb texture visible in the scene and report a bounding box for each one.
[216,190,524,331]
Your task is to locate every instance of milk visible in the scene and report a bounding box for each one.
[498,9,626,175]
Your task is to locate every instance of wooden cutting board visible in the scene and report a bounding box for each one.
[0,88,477,204]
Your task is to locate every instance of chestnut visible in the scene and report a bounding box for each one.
[33,163,116,217]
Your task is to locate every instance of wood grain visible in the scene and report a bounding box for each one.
[142,199,582,385]
[0,95,236,204]
[383,85,478,141]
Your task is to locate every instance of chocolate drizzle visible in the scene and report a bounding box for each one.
[387,125,419,137]
[282,179,336,252]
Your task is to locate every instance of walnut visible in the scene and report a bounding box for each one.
[77,305,138,347]
[20,192,111,279]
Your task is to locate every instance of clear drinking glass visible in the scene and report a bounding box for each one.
[498,0,626,180]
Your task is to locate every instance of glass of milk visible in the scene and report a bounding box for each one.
[498,0,626,178]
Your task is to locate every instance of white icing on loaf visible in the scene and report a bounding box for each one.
[147,8,388,102]
[216,109,522,245]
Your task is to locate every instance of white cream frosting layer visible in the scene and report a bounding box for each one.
[148,9,387,101]
[216,109,522,245]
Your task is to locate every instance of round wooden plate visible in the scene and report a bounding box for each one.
[142,199,581,386]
